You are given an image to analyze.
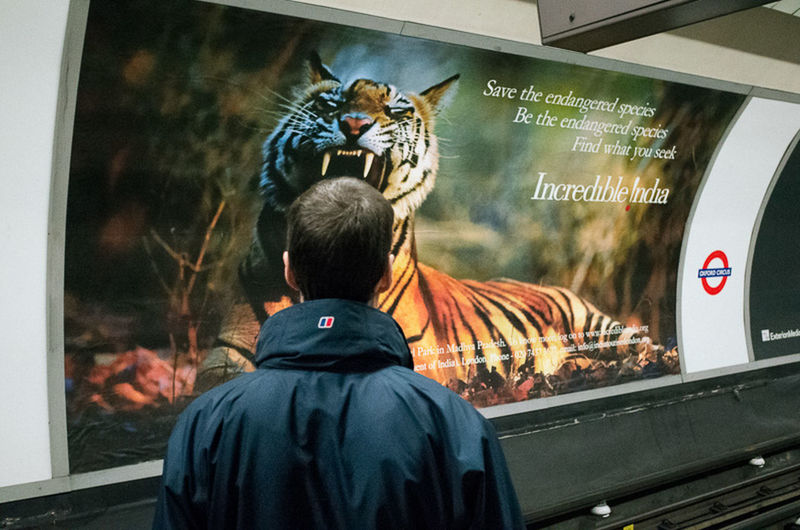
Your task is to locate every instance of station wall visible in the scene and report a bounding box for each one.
[1,0,799,500]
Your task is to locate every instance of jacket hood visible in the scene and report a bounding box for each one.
[255,299,413,372]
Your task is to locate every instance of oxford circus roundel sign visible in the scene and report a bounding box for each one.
[697,250,732,295]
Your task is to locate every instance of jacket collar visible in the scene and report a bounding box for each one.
[255,299,413,372]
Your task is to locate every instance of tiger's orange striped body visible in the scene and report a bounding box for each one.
[378,238,646,391]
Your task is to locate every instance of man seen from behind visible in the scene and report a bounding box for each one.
[153,176,525,529]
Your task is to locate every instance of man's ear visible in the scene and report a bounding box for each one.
[375,254,395,294]
[283,251,299,292]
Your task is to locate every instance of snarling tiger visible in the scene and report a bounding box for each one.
[200,52,674,404]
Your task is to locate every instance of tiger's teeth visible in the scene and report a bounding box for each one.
[363,152,374,178]
[321,152,331,176]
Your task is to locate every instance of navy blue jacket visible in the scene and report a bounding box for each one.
[153,299,524,529]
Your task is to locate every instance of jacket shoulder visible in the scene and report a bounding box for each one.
[382,367,497,431]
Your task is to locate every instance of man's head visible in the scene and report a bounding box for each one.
[283,177,394,304]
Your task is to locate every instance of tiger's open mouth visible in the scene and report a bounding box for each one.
[319,148,387,190]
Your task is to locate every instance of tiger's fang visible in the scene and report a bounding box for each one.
[363,153,374,178]
[321,152,331,176]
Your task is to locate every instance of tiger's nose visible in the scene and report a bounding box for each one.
[340,115,373,138]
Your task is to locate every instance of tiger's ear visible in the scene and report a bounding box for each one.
[420,74,460,113]
[308,51,339,84]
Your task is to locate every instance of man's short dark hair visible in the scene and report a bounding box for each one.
[286,177,394,303]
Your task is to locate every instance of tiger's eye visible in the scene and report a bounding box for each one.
[385,105,412,118]
[315,96,339,113]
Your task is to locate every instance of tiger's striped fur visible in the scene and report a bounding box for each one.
[201,53,667,400]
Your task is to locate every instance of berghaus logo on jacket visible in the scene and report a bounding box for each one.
[318,316,335,329]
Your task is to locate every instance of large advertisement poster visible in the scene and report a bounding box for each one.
[64,1,744,472]
[750,137,800,360]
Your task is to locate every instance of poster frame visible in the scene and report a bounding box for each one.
[2,0,799,504]
[43,0,89,501]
